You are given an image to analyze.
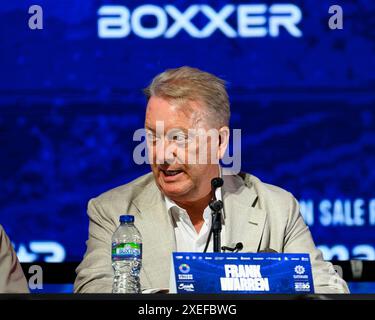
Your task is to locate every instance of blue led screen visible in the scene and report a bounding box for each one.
[0,0,374,262]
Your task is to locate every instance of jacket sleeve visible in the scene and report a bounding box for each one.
[283,196,350,294]
[74,198,117,293]
[0,225,29,293]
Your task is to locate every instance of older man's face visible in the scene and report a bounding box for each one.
[145,96,221,202]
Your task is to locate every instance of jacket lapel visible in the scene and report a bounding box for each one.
[131,180,176,288]
[222,174,266,253]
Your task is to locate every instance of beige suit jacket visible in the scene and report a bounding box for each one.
[74,172,349,294]
[0,225,29,293]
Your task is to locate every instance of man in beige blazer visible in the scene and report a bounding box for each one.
[0,225,29,293]
[74,67,349,294]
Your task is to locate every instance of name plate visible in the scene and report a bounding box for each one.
[171,252,314,294]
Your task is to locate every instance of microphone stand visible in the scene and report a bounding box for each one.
[203,177,224,253]
[209,199,223,253]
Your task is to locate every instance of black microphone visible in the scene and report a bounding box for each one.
[209,200,223,211]
[211,177,224,194]
[209,177,224,210]
[235,242,243,251]
[222,242,243,253]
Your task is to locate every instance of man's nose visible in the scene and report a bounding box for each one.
[155,139,177,164]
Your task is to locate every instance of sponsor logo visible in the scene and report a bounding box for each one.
[179,263,191,274]
[294,282,311,291]
[294,265,306,275]
[98,3,302,39]
[178,283,195,292]
[178,274,193,280]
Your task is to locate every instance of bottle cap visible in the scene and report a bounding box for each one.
[119,215,134,223]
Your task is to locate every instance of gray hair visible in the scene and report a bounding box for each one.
[143,66,230,127]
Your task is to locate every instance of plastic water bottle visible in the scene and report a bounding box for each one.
[112,215,142,293]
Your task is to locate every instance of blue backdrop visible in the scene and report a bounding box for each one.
[0,0,374,262]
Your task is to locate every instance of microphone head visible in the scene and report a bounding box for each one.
[209,200,223,212]
[211,177,224,189]
[236,242,244,251]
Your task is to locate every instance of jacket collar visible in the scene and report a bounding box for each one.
[222,173,267,253]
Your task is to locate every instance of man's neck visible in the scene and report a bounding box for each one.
[172,165,221,233]
[174,191,212,234]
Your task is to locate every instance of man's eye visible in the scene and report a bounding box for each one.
[170,134,189,144]
[173,135,186,141]
[146,133,159,142]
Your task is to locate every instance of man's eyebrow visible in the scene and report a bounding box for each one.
[145,125,188,133]
[168,127,188,133]
[145,124,155,132]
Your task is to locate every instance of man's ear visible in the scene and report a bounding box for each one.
[217,126,230,160]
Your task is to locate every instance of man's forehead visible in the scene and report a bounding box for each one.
[145,115,210,132]
[146,96,206,114]
[145,96,212,130]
